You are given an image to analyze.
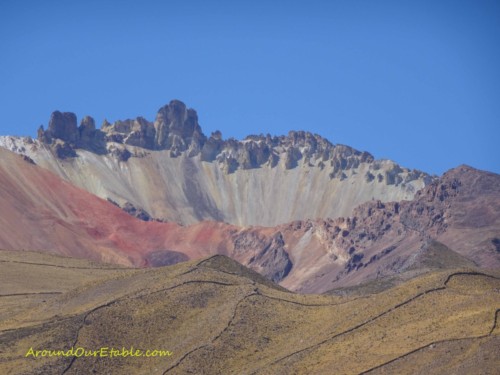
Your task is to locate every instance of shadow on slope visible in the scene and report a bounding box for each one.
[327,240,478,297]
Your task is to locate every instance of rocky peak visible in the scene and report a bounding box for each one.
[47,111,78,143]
[79,116,96,134]
[154,100,207,156]
[37,111,107,156]
[438,165,498,196]
[77,115,106,152]
[411,165,497,206]
[36,111,79,158]
[33,100,431,188]
[94,100,207,156]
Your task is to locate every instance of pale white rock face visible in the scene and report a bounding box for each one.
[0,135,428,227]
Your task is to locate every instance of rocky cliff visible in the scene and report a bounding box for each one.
[0,100,432,226]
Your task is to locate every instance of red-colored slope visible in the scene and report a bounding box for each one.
[0,148,284,271]
[0,148,232,266]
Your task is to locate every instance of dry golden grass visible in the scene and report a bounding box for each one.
[0,250,498,374]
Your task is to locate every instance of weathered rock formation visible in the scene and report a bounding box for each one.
[37,100,207,158]
[34,100,431,180]
[2,100,432,226]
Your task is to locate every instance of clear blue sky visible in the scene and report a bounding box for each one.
[1,0,499,175]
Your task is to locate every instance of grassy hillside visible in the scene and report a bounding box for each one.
[0,250,498,374]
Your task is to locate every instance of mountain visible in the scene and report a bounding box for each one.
[1,250,498,375]
[0,101,499,293]
[1,100,499,374]
[0,100,431,227]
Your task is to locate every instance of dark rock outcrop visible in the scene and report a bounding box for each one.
[21,154,36,165]
[145,250,190,267]
[154,100,207,155]
[47,111,78,143]
[200,131,224,161]
[37,125,50,144]
[52,141,77,159]
[122,202,153,222]
[77,116,107,153]
[106,198,154,221]
[78,116,96,146]
[108,146,132,162]
[254,232,293,282]
[36,111,80,157]
[233,231,293,283]
[38,112,106,156]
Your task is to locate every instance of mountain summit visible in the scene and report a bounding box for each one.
[37,100,205,158]
[1,100,432,227]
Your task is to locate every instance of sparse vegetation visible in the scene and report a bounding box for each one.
[1,250,498,374]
